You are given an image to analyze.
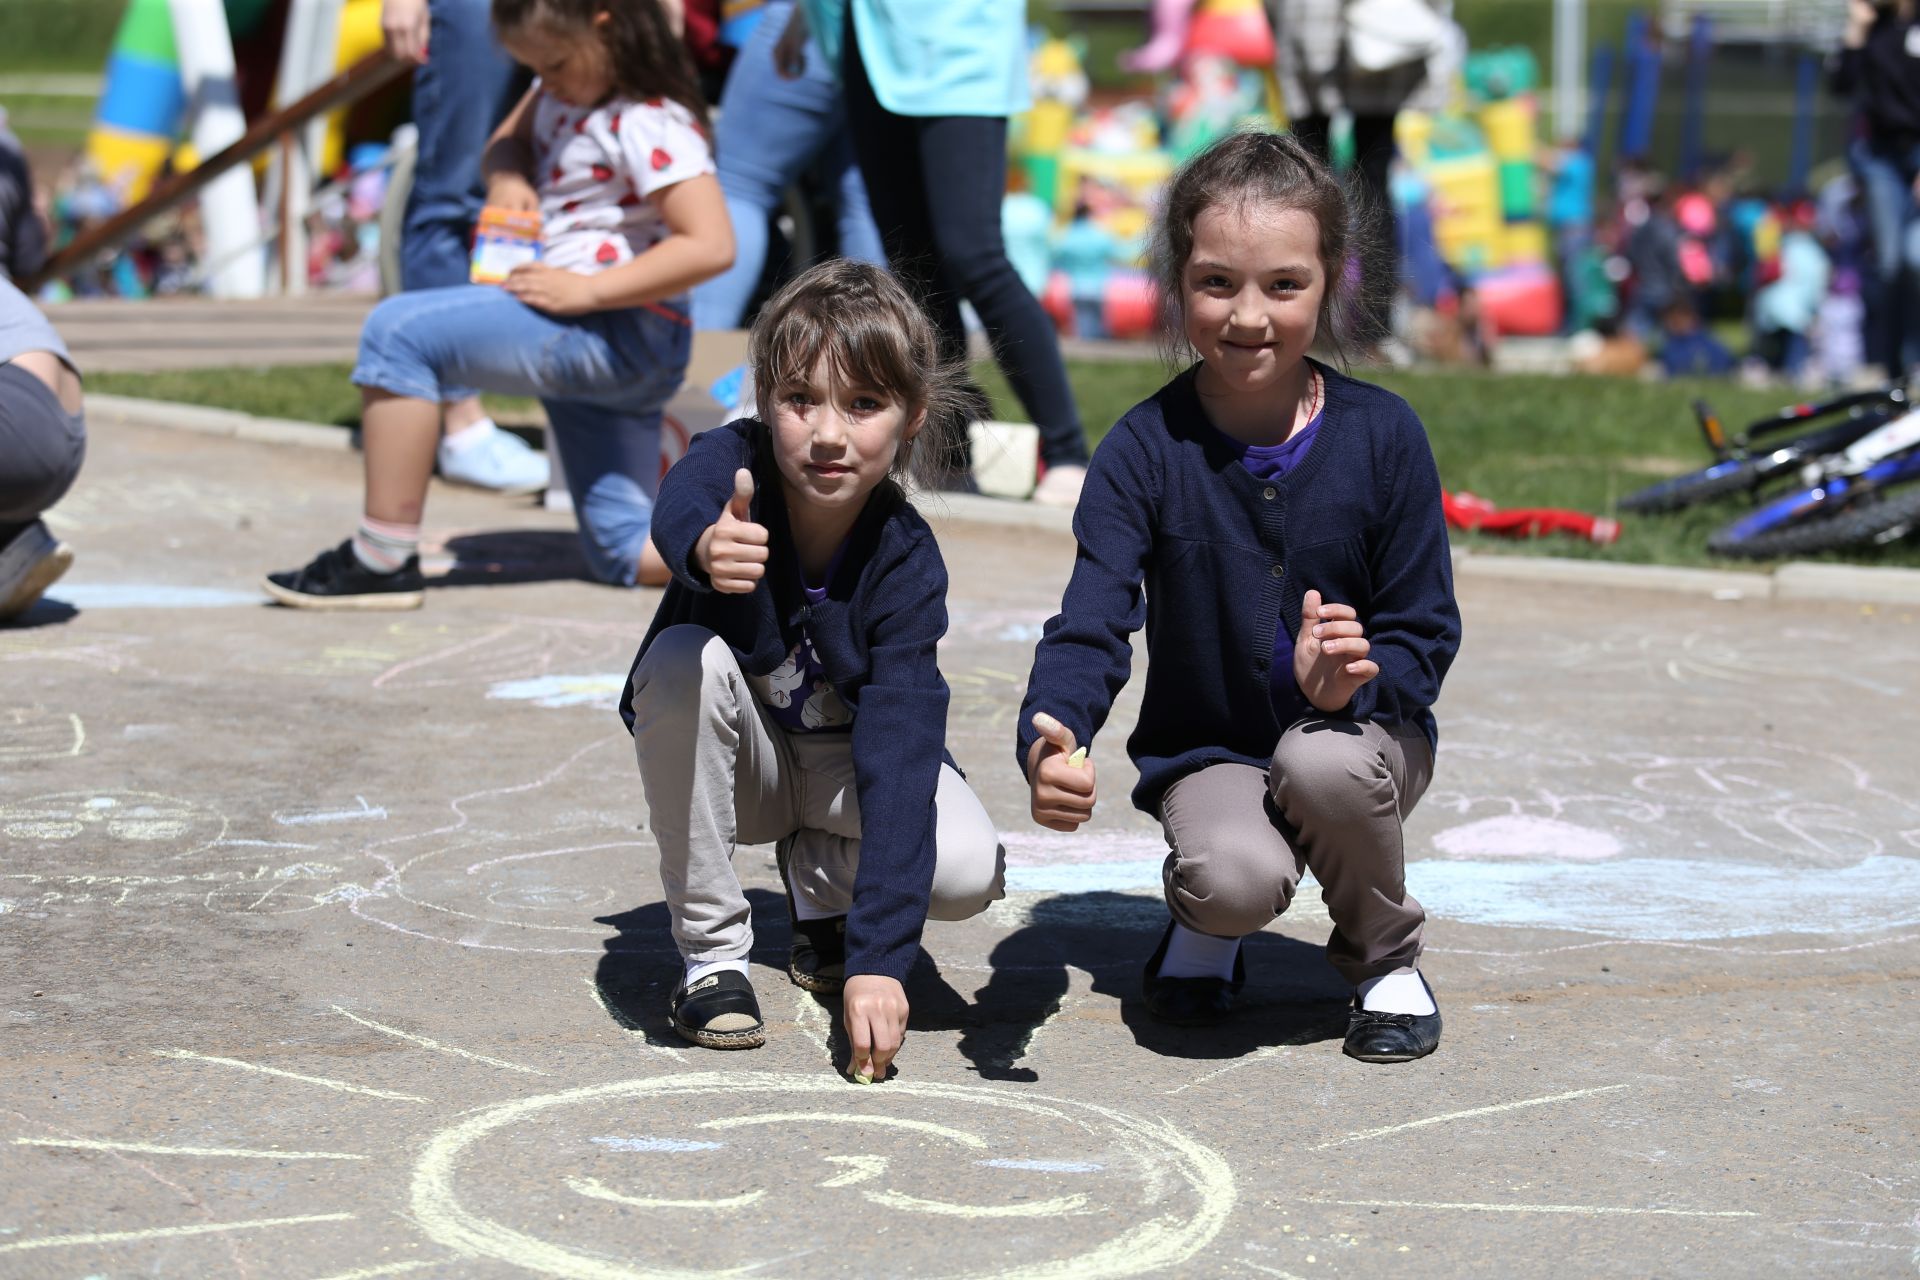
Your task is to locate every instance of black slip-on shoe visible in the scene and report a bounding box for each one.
[1141,920,1245,1025]
[669,969,766,1049]
[1343,975,1442,1063]
[264,540,425,611]
[775,837,847,994]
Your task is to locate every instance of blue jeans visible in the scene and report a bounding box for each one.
[691,0,883,330]
[1849,135,1920,370]
[352,286,690,585]
[400,0,525,292]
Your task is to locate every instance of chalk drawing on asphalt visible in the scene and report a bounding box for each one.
[0,708,84,761]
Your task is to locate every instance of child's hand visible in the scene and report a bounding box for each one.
[844,974,908,1081]
[503,263,597,316]
[1292,588,1380,712]
[694,469,769,593]
[1026,712,1096,831]
[485,173,539,213]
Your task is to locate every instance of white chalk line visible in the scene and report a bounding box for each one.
[276,796,387,827]
[0,1212,356,1254]
[13,1137,365,1161]
[330,1005,550,1076]
[1165,1044,1293,1096]
[153,1049,428,1103]
[864,1188,1091,1219]
[303,1262,442,1280]
[1311,1084,1632,1150]
[1240,1261,1310,1280]
[1306,1197,1759,1219]
[583,975,687,1062]
[1434,929,1920,959]
[791,984,831,1058]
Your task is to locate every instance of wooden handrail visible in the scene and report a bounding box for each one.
[24,51,411,294]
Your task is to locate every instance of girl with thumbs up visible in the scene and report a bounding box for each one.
[1018,132,1462,1064]
[623,260,1005,1077]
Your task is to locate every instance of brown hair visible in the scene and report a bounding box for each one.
[1147,128,1388,367]
[749,260,971,492]
[491,0,710,129]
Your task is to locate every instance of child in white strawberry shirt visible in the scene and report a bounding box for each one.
[268,0,733,611]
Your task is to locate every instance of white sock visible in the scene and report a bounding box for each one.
[683,957,748,986]
[1358,969,1436,1015]
[442,416,498,451]
[350,516,420,574]
[1158,922,1242,980]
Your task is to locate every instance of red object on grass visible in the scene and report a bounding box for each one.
[1443,491,1621,544]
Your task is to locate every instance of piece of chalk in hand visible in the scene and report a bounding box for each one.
[1067,747,1087,767]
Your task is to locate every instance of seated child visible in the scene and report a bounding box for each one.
[267,0,732,608]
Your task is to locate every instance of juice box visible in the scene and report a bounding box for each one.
[469,206,543,284]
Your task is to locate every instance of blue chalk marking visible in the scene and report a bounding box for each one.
[51,584,265,609]
[1005,860,1164,893]
[1006,855,1920,940]
[487,674,629,709]
[978,1159,1104,1173]
[591,1136,725,1153]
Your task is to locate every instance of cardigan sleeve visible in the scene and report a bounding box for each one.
[650,420,755,592]
[843,536,950,984]
[1016,417,1158,777]
[1345,407,1461,725]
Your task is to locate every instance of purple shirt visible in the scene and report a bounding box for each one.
[1218,410,1324,724]
[748,543,855,734]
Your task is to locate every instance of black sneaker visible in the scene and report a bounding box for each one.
[775,837,847,994]
[669,969,765,1049]
[264,540,424,611]
[1343,974,1442,1063]
[1141,920,1245,1025]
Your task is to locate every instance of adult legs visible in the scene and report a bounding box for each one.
[913,114,1090,468]
[1850,137,1918,373]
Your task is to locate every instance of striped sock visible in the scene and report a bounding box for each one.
[350,517,421,574]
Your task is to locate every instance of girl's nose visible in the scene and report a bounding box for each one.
[813,408,848,446]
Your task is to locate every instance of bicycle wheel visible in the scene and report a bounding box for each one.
[1707,481,1920,558]
[1619,457,1767,514]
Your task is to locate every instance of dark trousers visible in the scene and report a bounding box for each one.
[0,363,85,545]
[1292,113,1398,343]
[842,22,1089,469]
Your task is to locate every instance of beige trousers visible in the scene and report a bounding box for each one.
[629,624,1005,964]
[1159,717,1434,984]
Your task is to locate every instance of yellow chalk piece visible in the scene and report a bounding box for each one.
[852,1072,874,1085]
[1068,747,1088,768]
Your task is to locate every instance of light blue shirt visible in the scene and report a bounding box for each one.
[1754,231,1831,335]
[802,0,1031,117]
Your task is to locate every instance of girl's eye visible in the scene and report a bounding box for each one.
[785,391,813,407]
[852,397,882,413]
[1272,279,1302,293]
[1199,275,1229,289]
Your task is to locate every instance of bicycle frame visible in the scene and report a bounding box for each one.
[1694,385,1908,460]
[1716,410,1920,542]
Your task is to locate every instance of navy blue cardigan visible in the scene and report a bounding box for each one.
[1017,362,1462,814]
[623,419,951,984]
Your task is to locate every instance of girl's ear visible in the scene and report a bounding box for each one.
[903,403,927,441]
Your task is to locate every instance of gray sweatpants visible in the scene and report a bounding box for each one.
[629,624,1006,965]
[1159,717,1434,985]
[0,363,85,538]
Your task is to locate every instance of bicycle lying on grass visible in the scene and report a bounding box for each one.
[1621,384,1920,557]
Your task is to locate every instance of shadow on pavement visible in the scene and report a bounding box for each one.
[8,596,80,627]
[432,530,596,589]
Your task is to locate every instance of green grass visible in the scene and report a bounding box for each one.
[89,357,1920,570]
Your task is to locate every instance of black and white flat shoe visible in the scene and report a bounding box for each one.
[669,969,765,1049]
[1343,974,1442,1063]
[1141,921,1245,1025]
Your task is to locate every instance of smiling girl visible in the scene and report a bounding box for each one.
[267,0,731,608]
[1017,131,1462,1063]
[623,261,1005,1077]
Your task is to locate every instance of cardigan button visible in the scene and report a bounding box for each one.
[1270,563,1285,579]
[1262,486,1276,500]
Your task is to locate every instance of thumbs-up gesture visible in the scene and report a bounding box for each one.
[1026,712,1096,831]
[1292,588,1379,712]
[695,468,769,594]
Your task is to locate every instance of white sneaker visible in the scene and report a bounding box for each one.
[0,521,74,622]
[437,422,550,493]
[1032,464,1087,509]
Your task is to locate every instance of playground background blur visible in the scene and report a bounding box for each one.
[0,0,1874,382]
